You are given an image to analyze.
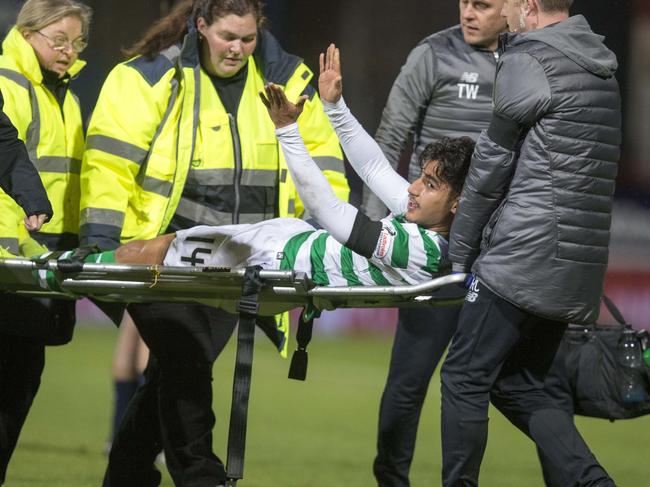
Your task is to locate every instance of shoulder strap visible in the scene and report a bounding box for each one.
[602,294,628,327]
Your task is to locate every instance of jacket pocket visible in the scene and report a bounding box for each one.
[481,198,508,251]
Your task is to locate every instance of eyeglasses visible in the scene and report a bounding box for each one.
[35,30,87,53]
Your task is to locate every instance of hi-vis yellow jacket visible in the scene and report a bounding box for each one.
[80,28,349,250]
[0,27,85,256]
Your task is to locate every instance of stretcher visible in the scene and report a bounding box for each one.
[0,257,467,486]
[0,258,467,313]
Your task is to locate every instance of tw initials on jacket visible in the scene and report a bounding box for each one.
[458,72,479,100]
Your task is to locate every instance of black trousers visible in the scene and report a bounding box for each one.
[373,306,460,487]
[0,333,45,485]
[440,279,614,487]
[104,302,238,487]
[0,296,74,486]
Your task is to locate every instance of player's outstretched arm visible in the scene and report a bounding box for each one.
[260,83,362,247]
[319,44,409,215]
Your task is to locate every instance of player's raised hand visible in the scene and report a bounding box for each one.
[318,43,342,103]
[259,83,307,128]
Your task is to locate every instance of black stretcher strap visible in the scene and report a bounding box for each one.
[288,311,314,381]
[226,265,264,485]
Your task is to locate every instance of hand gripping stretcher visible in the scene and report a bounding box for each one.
[0,256,467,486]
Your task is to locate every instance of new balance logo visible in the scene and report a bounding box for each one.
[465,277,480,303]
[460,72,479,83]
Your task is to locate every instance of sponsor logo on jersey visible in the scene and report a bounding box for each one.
[374,226,394,259]
[458,72,480,100]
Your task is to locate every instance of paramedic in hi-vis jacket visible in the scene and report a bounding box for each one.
[78,1,349,485]
[0,0,92,484]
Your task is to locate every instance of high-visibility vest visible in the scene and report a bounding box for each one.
[80,29,349,250]
[0,27,85,256]
[79,29,349,358]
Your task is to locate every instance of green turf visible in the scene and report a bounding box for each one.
[5,325,648,486]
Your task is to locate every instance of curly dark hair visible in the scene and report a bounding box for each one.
[418,137,474,196]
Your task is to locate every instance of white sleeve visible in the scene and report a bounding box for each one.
[323,97,410,215]
[276,123,357,245]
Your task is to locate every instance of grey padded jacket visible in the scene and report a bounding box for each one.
[449,15,621,325]
[362,26,498,220]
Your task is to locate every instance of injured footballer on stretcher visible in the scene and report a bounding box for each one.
[81,44,474,287]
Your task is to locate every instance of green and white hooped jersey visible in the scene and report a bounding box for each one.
[279,215,447,286]
[166,216,448,286]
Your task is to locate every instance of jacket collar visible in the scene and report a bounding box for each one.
[253,29,303,85]
[177,23,303,85]
[1,26,86,85]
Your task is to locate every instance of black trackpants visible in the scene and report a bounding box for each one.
[440,279,614,487]
[0,296,74,486]
[373,306,460,487]
[104,302,238,487]
[0,334,45,485]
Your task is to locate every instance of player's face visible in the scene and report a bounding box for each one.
[459,0,507,51]
[197,13,258,78]
[405,160,458,233]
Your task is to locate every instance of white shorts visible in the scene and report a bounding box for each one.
[163,218,316,270]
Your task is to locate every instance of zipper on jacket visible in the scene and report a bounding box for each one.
[229,113,243,224]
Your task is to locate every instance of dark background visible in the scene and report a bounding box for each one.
[0,0,643,200]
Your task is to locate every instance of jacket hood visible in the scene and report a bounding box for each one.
[508,15,617,78]
[1,27,86,83]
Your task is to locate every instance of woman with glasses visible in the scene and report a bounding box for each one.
[0,1,91,484]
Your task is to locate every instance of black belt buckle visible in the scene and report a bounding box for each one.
[237,296,259,315]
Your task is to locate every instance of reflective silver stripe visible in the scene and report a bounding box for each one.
[174,197,269,226]
[80,207,125,227]
[161,44,181,64]
[26,83,40,163]
[174,198,233,226]
[86,134,148,166]
[0,238,19,255]
[0,69,42,165]
[33,156,81,174]
[313,156,345,174]
[288,199,296,214]
[141,175,173,197]
[237,212,270,224]
[186,168,277,187]
[0,68,30,90]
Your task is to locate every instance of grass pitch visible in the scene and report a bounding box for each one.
[5,323,648,486]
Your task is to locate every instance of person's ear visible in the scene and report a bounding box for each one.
[450,196,460,215]
[525,0,539,18]
[196,17,208,37]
